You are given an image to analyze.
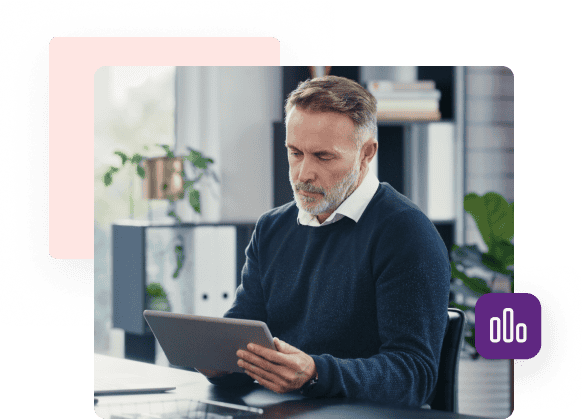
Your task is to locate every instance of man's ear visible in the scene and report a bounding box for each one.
[359,139,378,170]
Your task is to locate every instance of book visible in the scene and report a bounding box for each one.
[376,98,439,112]
[368,80,436,93]
[370,90,441,100]
[377,109,441,122]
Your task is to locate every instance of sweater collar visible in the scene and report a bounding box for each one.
[296,170,380,227]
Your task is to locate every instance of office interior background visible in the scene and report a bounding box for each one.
[94,66,514,418]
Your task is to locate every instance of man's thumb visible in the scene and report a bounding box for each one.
[274,337,288,352]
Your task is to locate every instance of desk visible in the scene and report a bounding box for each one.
[95,354,484,419]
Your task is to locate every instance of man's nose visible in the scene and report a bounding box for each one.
[297,157,317,183]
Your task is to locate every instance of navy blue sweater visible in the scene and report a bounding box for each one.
[209,182,450,408]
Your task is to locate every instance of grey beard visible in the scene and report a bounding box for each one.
[290,165,360,216]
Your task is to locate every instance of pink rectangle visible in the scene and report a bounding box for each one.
[49,37,280,259]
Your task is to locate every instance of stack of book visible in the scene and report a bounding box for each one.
[368,80,441,122]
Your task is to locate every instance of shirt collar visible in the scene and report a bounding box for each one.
[296,170,380,226]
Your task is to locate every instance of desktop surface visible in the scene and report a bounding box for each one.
[94,354,488,419]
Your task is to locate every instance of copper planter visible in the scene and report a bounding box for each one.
[142,157,184,201]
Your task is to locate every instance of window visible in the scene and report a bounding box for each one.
[94,66,175,355]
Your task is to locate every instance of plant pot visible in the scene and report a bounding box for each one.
[142,157,184,201]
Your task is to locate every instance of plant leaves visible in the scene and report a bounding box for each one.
[103,172,113,186]
[189,189,201,213]
[450,244,483,269]
[186,148,213,169]
[136,165,146,179]
[186,149,201,162]
[481,234,514,275]
[103,166,119,186]
[157,144,174,159]
[464,192,514,248]
[488,238,514,268]
[450,261,492,295]
[114,151,129,165]
[173,245,184,278]
[167,210,182,224]
[130,153,143,165]
[146,282,166,298]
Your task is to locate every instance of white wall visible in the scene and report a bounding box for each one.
[464,67,514,248]
[174,66,282,223]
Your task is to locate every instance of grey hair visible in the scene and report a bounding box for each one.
[284,75,377,149]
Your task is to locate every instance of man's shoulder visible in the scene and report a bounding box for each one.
[368,182,424,219]
[256,201,298,230]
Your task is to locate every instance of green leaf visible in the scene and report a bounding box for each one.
[136,165,146,179]
[114,151,129,165]
[130,153,143,165]
[450,244,483,269]
[103,166,119,186]
[167,210,182,224]
[450,262,492,295]
[157,144,174,159]
[488,238,514,268]
[186,149,201,163]
[186,148,213,169]
[464,192,513,248]
[173,245,184,278]
[189,189,201,213]
[482,242,513,275]
[146,282,166,298]
[183,180,195,190]
[103,172,113,186]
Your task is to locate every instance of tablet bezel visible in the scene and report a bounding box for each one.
[143,310,276,374]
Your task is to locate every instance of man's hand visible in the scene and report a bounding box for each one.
[236,337,317,394]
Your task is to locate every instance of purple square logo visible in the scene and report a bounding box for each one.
[475,293,541,359]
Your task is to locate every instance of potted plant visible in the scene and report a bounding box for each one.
[449,192,514,358]
[146,282,171,312]
[102,143,218,301]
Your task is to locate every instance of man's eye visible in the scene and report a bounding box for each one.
[318,156,332,161]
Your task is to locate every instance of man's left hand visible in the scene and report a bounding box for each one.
[236,337,317,394]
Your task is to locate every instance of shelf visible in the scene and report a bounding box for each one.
[112,222,255,336]
[377,118,454,126]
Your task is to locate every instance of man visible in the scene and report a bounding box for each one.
[199,75,450,408]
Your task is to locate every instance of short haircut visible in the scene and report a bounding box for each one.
[284,75,378,148]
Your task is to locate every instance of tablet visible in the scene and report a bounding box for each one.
[143,310,276,374]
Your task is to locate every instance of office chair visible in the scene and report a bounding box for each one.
[428,308,466,413]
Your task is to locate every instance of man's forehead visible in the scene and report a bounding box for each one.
[286,108,356,149]
[285,140,347,153]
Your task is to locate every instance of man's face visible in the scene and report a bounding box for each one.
[286,107,362,222]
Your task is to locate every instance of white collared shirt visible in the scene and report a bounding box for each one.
[296,169,380,227]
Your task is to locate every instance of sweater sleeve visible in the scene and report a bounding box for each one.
[305,210,450,408]
[206,217,266,388]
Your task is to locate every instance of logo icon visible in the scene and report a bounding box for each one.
[475,293,541,359]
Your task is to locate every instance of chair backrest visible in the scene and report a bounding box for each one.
[428,308,466,412]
